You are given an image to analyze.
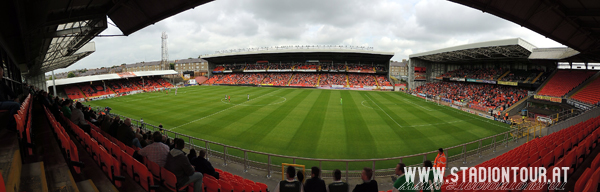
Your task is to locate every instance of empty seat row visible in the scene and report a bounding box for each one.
[537,70,597,97]
[571,77,600,105]
[14,94,33,155]
[442,116,600,192]
[43,106,84,174]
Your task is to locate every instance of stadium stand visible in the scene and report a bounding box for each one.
[319,73,347,86]
[441,68,506,80]
[289,73,319,87]
[442,116,600,192]
[537,70,598,97]
[571,76,600,105]
[262,73,293,86]
[237,73,266,85]
[347,64,374,72]
[348,74,377,87]
[500,70,546,83]
[59,77,173,100]
[415,82,527,110]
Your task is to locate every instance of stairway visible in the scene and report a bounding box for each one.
[530,72,545,84]
[497,70,511,81]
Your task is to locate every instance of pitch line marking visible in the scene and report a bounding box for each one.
[361,100,375,109]
[168,89,283,131]
[401,98,433,111]
[365,95,403,128]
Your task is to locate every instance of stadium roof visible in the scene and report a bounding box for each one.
[202,49,395,64]
[409,38,535,62]
[46,70,177,87]
[529,48,581,60]
[449,0,600,62]
[0,0,212,77]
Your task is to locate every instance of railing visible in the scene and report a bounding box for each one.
[101,111,515,181]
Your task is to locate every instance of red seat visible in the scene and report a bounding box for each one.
[541,153,554,168]
[0,168,5,192]
[203,176,221,192]
[575,168,593,192]
[161,167,193,192]
[146,158,161,181]
[219,180,234,192]
[591,154,600,170]
[132,160,156,191]
[256,182,268,192]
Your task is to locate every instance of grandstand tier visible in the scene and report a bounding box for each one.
[537,70,598,97]
[571,76,600,105]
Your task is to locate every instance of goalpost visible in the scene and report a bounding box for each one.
[281,163,306,181]
[426,97,442,106]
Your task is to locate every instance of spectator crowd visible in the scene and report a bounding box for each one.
[415,82,527,110]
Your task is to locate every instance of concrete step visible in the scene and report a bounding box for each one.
[0,129,21,192]
[76,179,99,192]
[19,162,48,192]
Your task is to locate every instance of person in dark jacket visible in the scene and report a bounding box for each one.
[274,166,304,192]
[328,169,349,192]
[116,118,141,148]
[164,138,203,192]
[352,168,378,192]
[305,167,326,192]
[108,116,120,137]
[190,149,219,179]
[60,100,72,119]
[0,67,20,131]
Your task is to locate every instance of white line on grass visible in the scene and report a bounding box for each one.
[365,95,403,128]
[168,89,283,131]
[401,98,433,111]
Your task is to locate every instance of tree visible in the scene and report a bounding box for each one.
[170,63,175,70]
[67,72,75,78]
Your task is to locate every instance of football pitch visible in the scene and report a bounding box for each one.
[85,86,510,169]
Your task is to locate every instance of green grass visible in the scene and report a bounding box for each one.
[85,86,509,169]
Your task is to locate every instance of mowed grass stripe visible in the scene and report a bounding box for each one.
[232,89,311,152]
[341,91,377,158]
[316,91,348,158]
[287,90,330,155]
[362,92,438,153]
[86,86,512,169]
[175,88,288,138]
[374,93,479,143]
[354,92,418,155]
[398,92,508,132]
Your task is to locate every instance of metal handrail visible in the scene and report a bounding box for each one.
[102,111,513,180]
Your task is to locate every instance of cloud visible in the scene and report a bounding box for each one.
[49,0,564,75]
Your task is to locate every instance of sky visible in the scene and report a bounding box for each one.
[49,0,565,74]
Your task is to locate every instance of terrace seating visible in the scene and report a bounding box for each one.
[415,82,526,110]
[348,74,377,87]
[262,73,293,86]
[537,70,597,97]
[289,73,319,87]
[571,76,600,105]
[442,116,600,191]
[237,73,266,85]
[441,67,505,80]
[319,73,346,86]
